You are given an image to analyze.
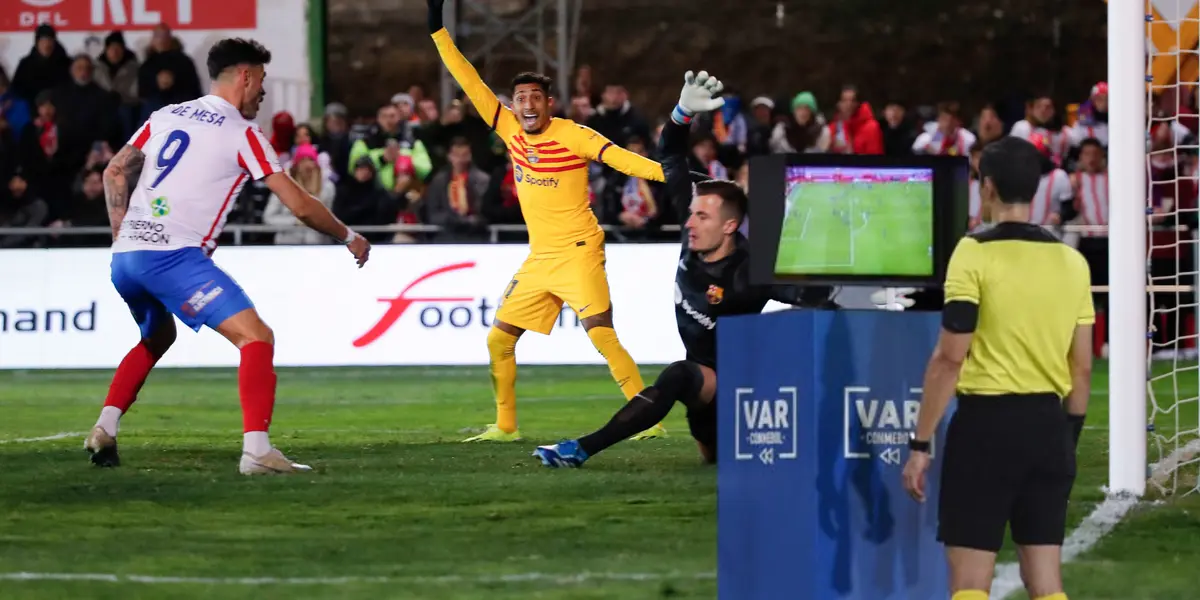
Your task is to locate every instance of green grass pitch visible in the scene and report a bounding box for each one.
[0,362,1197,599]
[774,181,934,276]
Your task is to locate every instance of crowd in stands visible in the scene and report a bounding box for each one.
[1,22,1196,357]
[0,24,1194,256]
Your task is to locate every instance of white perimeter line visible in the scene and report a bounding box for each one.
[991,439,1200,598]
[993,429,1200,596]
[0,431,84,445]
[0,570,716,587]
[990,493,1138,599]
[848,196,858,266]
[988,439,1200,599]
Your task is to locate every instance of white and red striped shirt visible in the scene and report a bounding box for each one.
[1068,122,1108,147]
[112,95,283,255]
[1031,168,1073,226]
[912,127,976,157]
[1073,171,1109,237]
[1010,120,1070,164]
[968,178,982,227]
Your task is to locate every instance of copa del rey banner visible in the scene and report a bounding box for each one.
[0,0,256,32]
[0,0,308,124]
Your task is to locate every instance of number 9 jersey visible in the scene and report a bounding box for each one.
[112,95,284,255]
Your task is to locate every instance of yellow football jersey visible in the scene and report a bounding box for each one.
[432,28,665,254]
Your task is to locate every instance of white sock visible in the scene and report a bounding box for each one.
[96,406,123,437]
[243,431,271,457]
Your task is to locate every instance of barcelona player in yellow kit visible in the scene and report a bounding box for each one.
[427,0,667,442]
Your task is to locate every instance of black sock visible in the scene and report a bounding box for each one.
[578,386,673,456]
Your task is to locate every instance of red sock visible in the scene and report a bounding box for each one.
[239,341,276,433]
[104,342,159,412]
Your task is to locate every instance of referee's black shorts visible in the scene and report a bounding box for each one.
[937,393,1077,552]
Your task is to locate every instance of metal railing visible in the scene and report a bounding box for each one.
[0,223,686,245]
[1,222,1195,294]
[3,222,1186,242]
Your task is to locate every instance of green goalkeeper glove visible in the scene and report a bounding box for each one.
[672,70,725,124]
[427,0,445,32]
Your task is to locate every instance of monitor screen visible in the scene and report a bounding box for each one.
[775,166,934,277]
[746,153,969,288]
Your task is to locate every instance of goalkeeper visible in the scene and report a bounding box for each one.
[426,0,669,442]
[534,72,837,468]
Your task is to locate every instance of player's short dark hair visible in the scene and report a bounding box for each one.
[695,179,748,224]
[207,38,271,80]
[978,137,1041,205]
[449,136,471,149]
[511,72,553,96]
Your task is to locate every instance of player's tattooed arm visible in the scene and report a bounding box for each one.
[103,144,145,240]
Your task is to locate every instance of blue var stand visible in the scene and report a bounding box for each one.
[717,309,954,600]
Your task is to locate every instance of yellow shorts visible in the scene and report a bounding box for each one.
[495,243,611,335]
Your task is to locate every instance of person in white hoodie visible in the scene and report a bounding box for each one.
[263,143,335,245]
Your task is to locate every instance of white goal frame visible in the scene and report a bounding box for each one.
[1107,0,1149,497]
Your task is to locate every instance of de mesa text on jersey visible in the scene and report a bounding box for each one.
[169,104,228,126]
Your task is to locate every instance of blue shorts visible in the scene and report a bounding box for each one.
[110,248,255,338]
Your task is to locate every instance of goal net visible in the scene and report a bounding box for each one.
[1136,0,1200,495]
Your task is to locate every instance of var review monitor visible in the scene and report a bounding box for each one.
[747,154,969,287]
[776,166,933,277]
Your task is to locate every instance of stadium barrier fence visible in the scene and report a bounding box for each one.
[0,224,685,245]
[0,243,691,369]
[4,223,1186,292]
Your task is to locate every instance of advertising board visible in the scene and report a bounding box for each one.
[0,244,689,368]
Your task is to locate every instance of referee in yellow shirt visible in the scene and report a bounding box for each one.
[902,136,1094,600]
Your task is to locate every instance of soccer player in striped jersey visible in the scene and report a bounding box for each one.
[427,0,669,442]
[85,38,370,474]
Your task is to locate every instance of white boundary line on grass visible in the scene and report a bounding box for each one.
[0,431,84,445]
[988,437,1200,599]
[989,493,1139,599]
[0,570,716,587]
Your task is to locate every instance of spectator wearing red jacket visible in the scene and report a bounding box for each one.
[828,85,883,155]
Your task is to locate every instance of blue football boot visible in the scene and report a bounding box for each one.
[532,439,589,468]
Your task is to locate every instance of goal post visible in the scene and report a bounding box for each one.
[1107,0,1149,497]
